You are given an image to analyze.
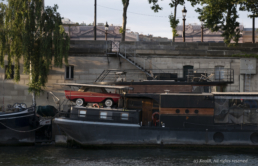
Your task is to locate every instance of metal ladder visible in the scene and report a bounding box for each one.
[118,52,152,77]
[95,70,111,82]
[244,74,251,92]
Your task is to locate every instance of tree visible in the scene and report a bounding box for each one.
[121,0,129,42]
[149,0,185,42]
[240,0,258,43]
[193,0,242,46]
[0,0,70,106]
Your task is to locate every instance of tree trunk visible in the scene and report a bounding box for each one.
[121,0,129,42]
[173,2,177,42]
[30,61,36,107]
[225,3,232,44]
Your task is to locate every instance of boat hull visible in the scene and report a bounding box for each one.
[0,110,36,145]
[55,118,258,146]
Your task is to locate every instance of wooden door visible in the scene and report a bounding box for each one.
[142,99,153,126]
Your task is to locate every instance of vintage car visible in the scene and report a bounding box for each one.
[65,87,121,107]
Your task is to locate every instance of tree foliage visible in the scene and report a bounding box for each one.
[169,13,179,41]
[240,0,258,17]
[0,0,69,95]
[192,0,243,46]
[148,0,163,13]
[149,0,185,42]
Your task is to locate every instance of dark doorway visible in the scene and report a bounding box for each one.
[183,65,193,79]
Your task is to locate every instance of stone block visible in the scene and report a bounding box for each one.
[208,51,226,56]
[14,84,28,90]
[225,63,230,68]
[197,46,209,50]
[17,90,25,96]
[11,96,26,101]
[64,80,76,83]
[20,75,29,79]
[89,69,105,74]
[197,42,210,46]
[10,91,18,95]
[24,90,29,96]
[79,75,97,80]
[24,80,30,85]
[194,62,200,68]
[47,80,57,84]
[74,75,80,80]
[49,75,62,80]
[57,80,65,83]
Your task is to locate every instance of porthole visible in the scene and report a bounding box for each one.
[250,132,258,144]
[213,132,224,143]
[185,109,189,114]
[176,109,180,113]
[195,110,199,114]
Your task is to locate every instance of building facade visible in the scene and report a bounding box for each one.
[175,24,245,43]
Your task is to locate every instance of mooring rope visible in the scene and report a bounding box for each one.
[0,121,45,133]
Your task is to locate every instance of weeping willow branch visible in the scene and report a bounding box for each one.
[0,0,70,95]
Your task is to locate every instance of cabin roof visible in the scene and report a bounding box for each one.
[56,83,131,90]
[160,93,213,96]
[212,92,258,96]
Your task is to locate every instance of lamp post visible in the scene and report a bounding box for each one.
[94,0,97,41]
[201,19,204,42]
[105,22,109,41]
[252,15,255,44]
[182,6,187,42]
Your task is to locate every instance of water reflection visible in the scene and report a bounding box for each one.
[0,146,256,166]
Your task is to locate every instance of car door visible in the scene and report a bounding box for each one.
[90,88,106,103]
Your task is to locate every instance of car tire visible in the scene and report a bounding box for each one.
[75,98,84,106]
[104,99,113,107]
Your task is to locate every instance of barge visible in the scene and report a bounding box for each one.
[55,92,258,146]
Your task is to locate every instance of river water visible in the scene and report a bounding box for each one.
[0,146,257,166]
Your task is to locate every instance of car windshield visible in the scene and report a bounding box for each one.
[78,87,107,93]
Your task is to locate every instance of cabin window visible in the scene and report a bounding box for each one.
[5,65,14,79]
[214,96,258,124]
[79,110,87,117]
[100,112,107,119]
[65,65,74,80]
[215,66,224,80]
[88,88,104,93]
[121,113,129,120]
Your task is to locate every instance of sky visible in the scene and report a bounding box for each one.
[45,0,258,39]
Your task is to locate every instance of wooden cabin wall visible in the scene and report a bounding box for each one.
[128,85,192,93]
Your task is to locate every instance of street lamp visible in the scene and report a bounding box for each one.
[252,15,255,44]
[201,19,204,42]
[105,22,109,41]
[182,6,187,42]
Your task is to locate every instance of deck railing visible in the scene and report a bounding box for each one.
[188,68,234,83]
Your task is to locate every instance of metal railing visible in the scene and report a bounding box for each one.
[188,68,234,83]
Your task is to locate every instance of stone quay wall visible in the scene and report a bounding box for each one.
[0,41,257,109]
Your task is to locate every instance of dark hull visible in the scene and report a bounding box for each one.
[0,110,36,145]
[55,118,258,146]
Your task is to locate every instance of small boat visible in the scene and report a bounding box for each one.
[0,104,37,145]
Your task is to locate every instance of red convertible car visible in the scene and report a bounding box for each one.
[65,86,121,107]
